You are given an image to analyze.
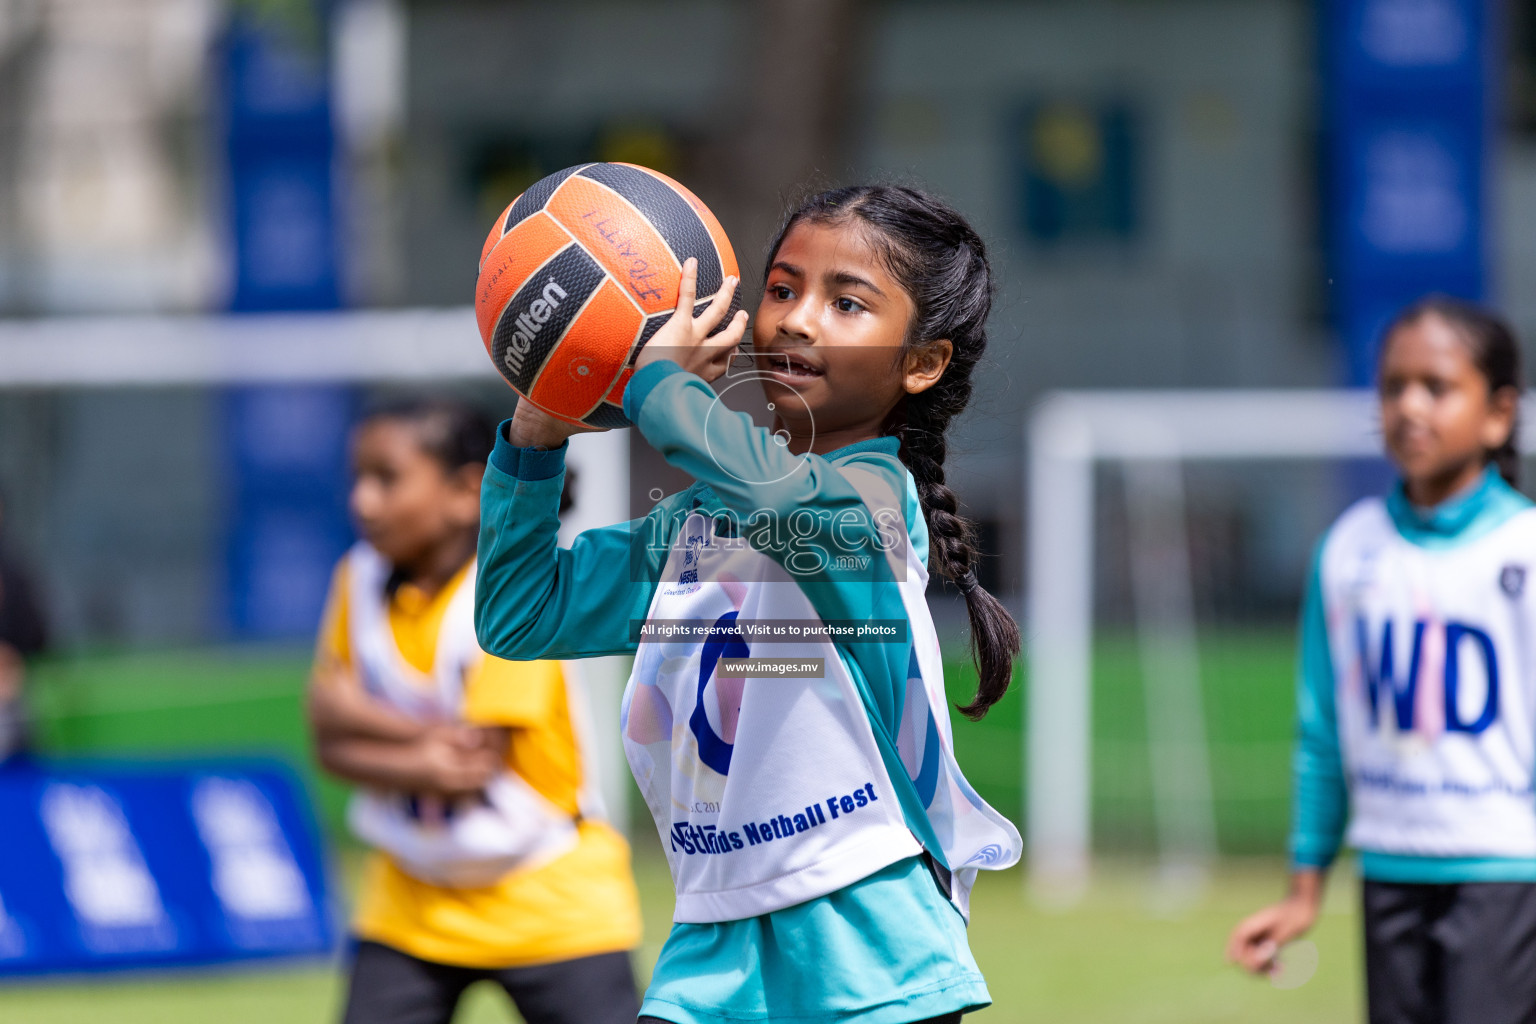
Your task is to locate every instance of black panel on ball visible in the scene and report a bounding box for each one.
[581,400,631,429]
[504,164,591,235]
[489,243,605,394]
[632,311,671,362]
[576,163,723,296]
[708,291,744,339]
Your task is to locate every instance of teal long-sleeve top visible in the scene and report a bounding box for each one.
[474,360,990,1024]
[1290,464,1536,883]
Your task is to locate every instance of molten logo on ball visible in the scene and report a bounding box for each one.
[502,279,569,378]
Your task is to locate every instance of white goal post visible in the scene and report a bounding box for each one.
[1025,389,1536,898]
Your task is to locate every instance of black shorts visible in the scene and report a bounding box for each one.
[341,939,639,1024]
[1363,879,1536,1024]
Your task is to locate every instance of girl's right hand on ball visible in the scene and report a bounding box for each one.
[634,257,747,383]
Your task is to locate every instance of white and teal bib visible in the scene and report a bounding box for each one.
[623,471,1020,924]
[1322,501,1536,858]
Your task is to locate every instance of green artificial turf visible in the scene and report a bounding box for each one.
[0,632,1335,1021]
[0,848,1361,1024]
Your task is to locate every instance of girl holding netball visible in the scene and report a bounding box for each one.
[1228,299,1536,1023]
[308,398,642,1024]
[476,185,1022,1024]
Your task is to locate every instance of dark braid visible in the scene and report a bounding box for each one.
[1381,296,1524,486]
[766,185,1020,720]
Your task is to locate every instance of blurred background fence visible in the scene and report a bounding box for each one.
[2,0,1529,845]
[0,0,1531,1015]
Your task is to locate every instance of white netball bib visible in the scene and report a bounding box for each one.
[342,543,578,887]
[623,469,1019,923]
[1321,502,1536,858]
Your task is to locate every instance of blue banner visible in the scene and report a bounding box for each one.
[0,759,336,976]
[1322,0,1493,385]
[223,19,341,313]
[221,385,356,638]
[219,13,354,640]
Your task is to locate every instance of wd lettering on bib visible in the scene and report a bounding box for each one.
[503,280,568,378]
[1321,497,1536,860]
[1357,616,1500,735]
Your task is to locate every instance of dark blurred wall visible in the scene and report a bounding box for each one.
[866,1,1324,593]
[399,0,882,294]
[402,1,743,306]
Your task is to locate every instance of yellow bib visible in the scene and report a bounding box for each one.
[315,552,642,968]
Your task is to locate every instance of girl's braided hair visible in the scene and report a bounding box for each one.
[766,185,1019,719]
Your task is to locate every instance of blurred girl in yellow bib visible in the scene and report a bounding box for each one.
[308,398,641,1024]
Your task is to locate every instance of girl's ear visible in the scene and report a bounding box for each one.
[903,339,953,395]
[1484,384,1521,450]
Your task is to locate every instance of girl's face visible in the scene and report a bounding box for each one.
[349,420,480,571]
[1378,312,1516,505]
[753,221,950,450]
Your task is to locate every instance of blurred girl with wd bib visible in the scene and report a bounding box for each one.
[1229,300,1536,1024]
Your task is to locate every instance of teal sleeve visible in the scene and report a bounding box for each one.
[624,361,909,622]
[474,421,685,660]
[1289,543,1349,870]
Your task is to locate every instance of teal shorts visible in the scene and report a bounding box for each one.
[639,856,990,1024]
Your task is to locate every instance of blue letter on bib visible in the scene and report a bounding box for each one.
[690,611,750,776]
[1359,617,1425,732]
[1444,622,1499,735]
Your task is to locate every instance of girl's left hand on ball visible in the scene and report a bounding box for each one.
[634,257,748,383]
